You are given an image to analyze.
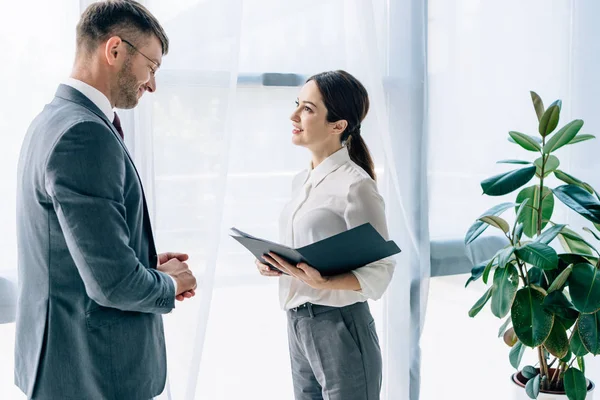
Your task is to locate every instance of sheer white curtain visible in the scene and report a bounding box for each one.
[0,0,427,399]
[119,1,244,399]
[129,0,427,399]
[423,1,600,399]
[379,1,429,399]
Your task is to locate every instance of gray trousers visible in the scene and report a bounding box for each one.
[287,301,382,400]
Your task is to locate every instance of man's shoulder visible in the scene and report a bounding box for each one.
[50,96,108,129]
[28,97,110,145]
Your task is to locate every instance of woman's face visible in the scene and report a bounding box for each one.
[290,80,345,151]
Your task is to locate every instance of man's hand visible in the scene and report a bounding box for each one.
[157,252,197,301]
[158,252,188,265]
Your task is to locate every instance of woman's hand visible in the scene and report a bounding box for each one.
[255,259,283,277]
[262,252,329,290]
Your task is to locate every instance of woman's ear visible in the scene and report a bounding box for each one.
[330,119,348,135]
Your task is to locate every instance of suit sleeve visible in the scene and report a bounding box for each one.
[45,121,175,313]
[344,178,396,300]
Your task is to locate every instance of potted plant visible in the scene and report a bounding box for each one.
[465,91,600,399]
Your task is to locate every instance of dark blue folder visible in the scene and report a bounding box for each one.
[230,223,401,276]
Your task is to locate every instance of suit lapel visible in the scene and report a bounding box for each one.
[55,85,158,268]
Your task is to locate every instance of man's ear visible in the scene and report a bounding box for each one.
[330,119,348,135]
[104,36,124,66]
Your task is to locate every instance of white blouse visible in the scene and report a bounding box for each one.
[278,146,396,310]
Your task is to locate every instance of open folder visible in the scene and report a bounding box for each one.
[230,223,401,276]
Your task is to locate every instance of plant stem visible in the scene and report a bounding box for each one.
[538,346,549,388]
[550,361,562,388]
[537,153,546,235]
[516,260,529,286]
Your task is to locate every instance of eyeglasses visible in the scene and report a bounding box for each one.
[121,38,160,76]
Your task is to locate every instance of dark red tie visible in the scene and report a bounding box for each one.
[112,112,124,139]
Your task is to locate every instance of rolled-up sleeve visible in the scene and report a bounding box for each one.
[344,178,396,300]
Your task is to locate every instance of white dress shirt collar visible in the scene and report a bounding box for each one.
[63,78,115,122]
[306,146,351,188]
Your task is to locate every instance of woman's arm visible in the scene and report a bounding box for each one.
[344,178,396,300]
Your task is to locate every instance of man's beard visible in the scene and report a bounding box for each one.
[114,57,140,109]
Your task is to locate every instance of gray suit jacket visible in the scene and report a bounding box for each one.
[15,85,176,400]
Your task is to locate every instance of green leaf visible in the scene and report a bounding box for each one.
[578,311,600,355]
[583,227,600,242]
[465,202,517,245]
[569,134,595,145]
[522,365,538,380]
[544,319,569,359]
[498,316,512,338]
[569,263,600,314]
[525,374,540,399]
[554,170,594,194]
[465,259,490,288]
[559,253,598,266]
[509,131,542,152]
[536,224,566,245]
[544,119,584,153]
[578,356,585,375]
[514,198,530,224]
[561,229,599,255]
[543,290,579,320]
[559,229,594,256]
[559,314,578,331]
[482,256,498,285]
[497,159,532,165]
[562,229,595,245]
[534,155,560,178]
[481,166,537,197]
[515,223,525,242]
[547,265,573,293]
[561,348,573,363]
[516,185,554,238]
[509,340,526,369]
[571,325,589,357]
[478,216,510,234]
[564,368,587,400]
[554,184,600,225]
[469,286,494,318]
[584,183,595,194]
[497,246,516,269]
[511,287,554,347]
[528,267,547,288]
[531,91,544,122]
[531,284,548,295]
[539,101,561,137]
[515,242,558,270]
[491,264,519,318]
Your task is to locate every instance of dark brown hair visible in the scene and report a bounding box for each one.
[307,70,376,180]
[76,0,169,57]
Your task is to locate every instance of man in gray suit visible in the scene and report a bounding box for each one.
[15,1,197,399]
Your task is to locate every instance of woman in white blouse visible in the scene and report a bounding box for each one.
[256,70,395,400]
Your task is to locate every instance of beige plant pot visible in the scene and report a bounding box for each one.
[512,370,595,399]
